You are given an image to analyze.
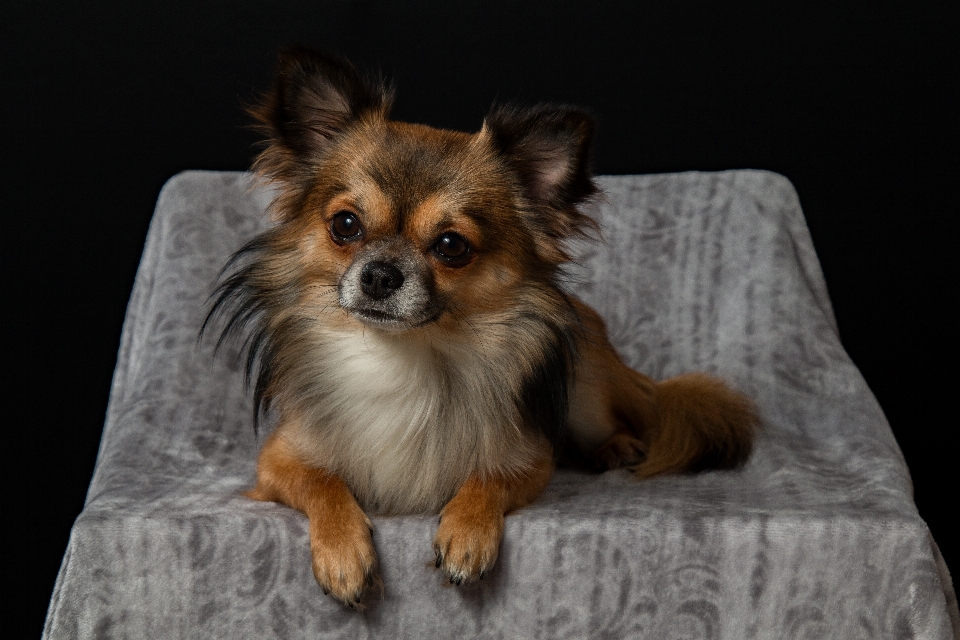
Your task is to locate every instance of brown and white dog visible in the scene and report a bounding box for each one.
[206,48,757,608]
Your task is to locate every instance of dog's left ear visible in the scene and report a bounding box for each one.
[482,104,598,258]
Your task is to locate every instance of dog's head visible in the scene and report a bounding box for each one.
[248,48,598,332]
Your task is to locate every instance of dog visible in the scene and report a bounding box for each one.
[205,47,757,608]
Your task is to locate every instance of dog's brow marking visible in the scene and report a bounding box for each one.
[341,176,393,235]
[408,193,453,242]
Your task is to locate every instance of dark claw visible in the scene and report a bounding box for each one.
[455,576,463,586]
[435,554,442,568]
[322,587,329,596]
[479,570,485,580]
[355,592,362,603]
[450,575,456,584]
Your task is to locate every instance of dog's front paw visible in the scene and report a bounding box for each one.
[310,508,379,608]
[432,498,504,585]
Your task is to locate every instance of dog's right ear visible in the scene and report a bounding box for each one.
[250,47,393,184]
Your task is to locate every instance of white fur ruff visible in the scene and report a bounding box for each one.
[281,319,543,514]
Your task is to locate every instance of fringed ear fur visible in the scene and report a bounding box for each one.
[249,47,393,185]
[482,104,599,259]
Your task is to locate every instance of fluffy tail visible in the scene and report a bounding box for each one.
[618,372,758,478]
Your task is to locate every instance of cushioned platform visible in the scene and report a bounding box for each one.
[43,170,958,639]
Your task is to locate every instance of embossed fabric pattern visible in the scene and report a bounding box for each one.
[43,171,958,639]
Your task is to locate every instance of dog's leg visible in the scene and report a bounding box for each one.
[566,299,659,470]
[569,297,757,477]
[433,438,553,585]
[246,429,378,608]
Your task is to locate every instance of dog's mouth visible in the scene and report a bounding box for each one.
[355,308,400,323]
[349,307,441,331]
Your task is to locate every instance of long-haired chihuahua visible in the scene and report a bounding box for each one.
[205,48,757,608]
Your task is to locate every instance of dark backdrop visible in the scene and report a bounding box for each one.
[7,1,957,635]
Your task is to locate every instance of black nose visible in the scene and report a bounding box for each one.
[360,261,405,300]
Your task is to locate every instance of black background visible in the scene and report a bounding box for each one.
[7,1,957,635]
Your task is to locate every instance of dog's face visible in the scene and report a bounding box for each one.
[249,48,598,333]
[295,121,530,332]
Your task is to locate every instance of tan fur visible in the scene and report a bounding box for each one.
[433,437,554,584]
[247,427,378,607]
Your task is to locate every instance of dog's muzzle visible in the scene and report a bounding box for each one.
[338,241,440,330]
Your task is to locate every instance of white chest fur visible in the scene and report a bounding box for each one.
[281,326,539,514]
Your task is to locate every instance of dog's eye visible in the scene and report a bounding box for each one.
[432,232,471,267]
[330,211,363,243]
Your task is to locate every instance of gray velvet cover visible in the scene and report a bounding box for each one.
[44,170,958,639]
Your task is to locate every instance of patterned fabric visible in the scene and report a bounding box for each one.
[43,171,958,639]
